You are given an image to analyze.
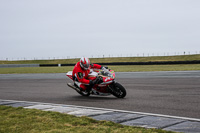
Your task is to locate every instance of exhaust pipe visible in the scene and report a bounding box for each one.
[67,83,81,92]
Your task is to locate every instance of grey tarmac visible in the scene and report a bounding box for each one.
[0,71,200,118]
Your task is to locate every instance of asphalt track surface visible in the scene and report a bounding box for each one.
[0,71,200,119]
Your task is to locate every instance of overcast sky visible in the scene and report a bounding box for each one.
[0,0,200,60]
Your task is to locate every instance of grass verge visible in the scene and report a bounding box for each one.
[1,54,200,64]
[0,105,174,133]
[0,64,200,74]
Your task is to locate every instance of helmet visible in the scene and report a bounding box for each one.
[80,57,90,70]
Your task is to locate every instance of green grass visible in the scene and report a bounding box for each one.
[0,105,175,133]
[0,66,74,74]
[0,64,200,74]
[0,55,199,74]
[1,54,200,64]
[109,64,200,72]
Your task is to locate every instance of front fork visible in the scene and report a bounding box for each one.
[107,80,116,93]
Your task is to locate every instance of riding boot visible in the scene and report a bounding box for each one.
[86,86,92,94]
[74,83,83,92]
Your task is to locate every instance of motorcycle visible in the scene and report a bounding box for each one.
[66,68,126,98]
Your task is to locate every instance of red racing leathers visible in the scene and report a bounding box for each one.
[72,61,101,90]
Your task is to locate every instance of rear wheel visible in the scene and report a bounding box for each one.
[110,82,126,98]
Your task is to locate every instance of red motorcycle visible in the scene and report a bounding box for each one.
[66,68,126,98]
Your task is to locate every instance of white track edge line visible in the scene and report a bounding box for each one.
[1,99,200,122]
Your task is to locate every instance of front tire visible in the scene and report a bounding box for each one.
[111,82,126,98]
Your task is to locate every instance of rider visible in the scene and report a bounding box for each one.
[72,57,103,92]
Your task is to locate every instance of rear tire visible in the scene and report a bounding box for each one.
[111,82,126,98]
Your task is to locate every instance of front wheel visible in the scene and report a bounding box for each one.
[110,82,126,98]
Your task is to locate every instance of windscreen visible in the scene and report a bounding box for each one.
[99,70,114,79]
